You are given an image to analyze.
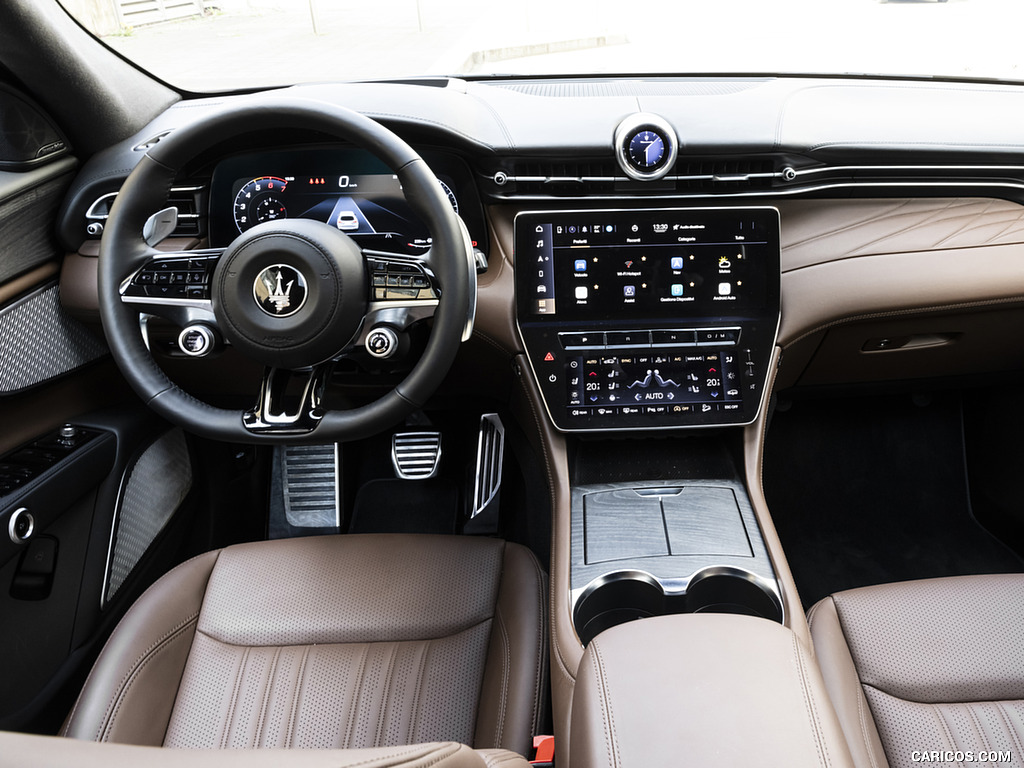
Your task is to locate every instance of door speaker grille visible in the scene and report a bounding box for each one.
[103,429,191,605]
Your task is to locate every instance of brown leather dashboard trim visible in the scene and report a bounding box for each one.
[0,262,59,306]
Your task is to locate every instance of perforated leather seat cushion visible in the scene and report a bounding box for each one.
[809,574,1024,768]
[63,534,547,757]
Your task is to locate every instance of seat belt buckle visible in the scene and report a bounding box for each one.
[531,734,555,766]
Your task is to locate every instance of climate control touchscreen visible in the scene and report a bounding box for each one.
[515,207,780,431]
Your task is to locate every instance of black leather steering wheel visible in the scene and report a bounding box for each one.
[97,97,474,443]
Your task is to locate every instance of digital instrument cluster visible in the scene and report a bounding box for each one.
[515,207,781,431]
[208,147,486,258]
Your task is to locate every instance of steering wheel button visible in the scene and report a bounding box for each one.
[186,285,208,299]
[135,273,154,285]
[154,272,171,284]
[386,276,400,287]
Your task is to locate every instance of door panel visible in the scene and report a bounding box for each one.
[0,86,197,733]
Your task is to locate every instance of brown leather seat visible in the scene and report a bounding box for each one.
[63,534,547,759]
[809,574,1024,768]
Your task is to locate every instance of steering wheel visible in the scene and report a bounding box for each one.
[97,97,475,443]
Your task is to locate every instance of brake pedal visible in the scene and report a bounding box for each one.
[391,432,442,479]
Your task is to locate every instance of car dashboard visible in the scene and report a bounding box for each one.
[54,76,1024,418]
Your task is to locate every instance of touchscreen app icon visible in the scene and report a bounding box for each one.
[671,284,684,297]
[718,282,732,295]
[575,286,589,299]
[623,285,636,297]
[670,256,684,270]
[574,259,587,272]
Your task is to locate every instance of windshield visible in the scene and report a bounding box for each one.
[60,0,1024,92]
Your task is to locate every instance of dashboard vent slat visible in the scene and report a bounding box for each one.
[85,184,205,239]
[502,158,775,197]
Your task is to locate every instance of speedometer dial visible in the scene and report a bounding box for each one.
[233,176,288,233]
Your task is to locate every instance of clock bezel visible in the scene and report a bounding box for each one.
[614,113,679,181]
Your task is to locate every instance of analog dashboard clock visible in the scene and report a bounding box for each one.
[614,113,679,181]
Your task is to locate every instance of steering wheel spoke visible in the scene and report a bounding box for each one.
[243,364,331,435]
[119,248,223,327]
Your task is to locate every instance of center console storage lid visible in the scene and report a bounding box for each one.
[569,613,854,768]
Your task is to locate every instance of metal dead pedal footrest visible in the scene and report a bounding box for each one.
[281,443,340,528]
[392,432,442,479]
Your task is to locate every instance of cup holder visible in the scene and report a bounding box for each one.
[573,567,784,646]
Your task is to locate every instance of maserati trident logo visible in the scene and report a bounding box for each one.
[253,264,307,318]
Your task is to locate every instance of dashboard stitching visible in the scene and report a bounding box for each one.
[467,93,516,149]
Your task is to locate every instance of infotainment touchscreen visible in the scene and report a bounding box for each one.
[521,208,776,321]
[514,207,780,432]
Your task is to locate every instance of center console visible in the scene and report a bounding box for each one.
[514,207,780,431]
[509,205,809,764]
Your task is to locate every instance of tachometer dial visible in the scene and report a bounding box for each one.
[233,176,288,233]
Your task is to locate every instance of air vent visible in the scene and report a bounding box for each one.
[85,184,205,239]
[492,157,777,197]
[510,160,619,195]
[166,186,202,237]
[672,159,776,192]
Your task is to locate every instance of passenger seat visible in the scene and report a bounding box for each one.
[809,574,1024,768]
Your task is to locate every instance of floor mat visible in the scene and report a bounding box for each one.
[349,477,459,534]
[763,393,1024,609]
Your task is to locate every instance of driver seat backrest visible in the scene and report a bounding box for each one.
[62,534,547,756]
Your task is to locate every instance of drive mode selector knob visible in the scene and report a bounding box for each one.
[178,325,215,357]
[366,327,398,359]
